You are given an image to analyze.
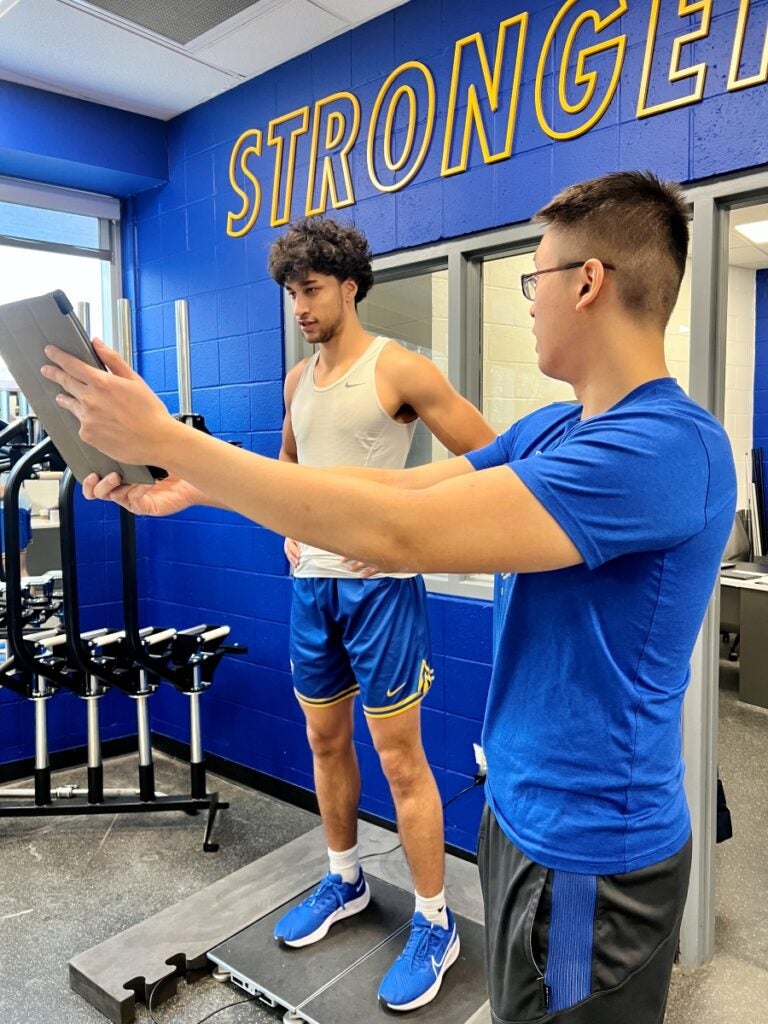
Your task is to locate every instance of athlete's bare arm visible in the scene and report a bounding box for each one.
[279,360,309,567]
[376,343,496,456]
[279,359,307,465]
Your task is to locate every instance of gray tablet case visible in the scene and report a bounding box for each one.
[0,290,156,485]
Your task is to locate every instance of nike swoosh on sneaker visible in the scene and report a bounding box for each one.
[386,681,407,698]
[431,926,457,974]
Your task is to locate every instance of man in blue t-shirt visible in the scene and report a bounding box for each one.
[46,170,736,1023]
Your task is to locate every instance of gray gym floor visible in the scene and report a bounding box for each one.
[0,679,765,1024]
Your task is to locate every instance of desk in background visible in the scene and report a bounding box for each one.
[720,562,768,709]
[28,515,61,575]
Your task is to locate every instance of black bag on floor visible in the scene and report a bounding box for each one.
[716,776,733,844]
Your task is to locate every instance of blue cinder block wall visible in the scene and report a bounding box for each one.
[2,0,768,851]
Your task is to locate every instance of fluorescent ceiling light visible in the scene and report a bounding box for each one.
[734,220,768,245]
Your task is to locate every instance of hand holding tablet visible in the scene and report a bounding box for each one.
[0,290,164,484]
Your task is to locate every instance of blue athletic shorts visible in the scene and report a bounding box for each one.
[0,506,32,551]
[289,576,434,719]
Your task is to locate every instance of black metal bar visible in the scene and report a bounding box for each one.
[34,767,50,807]
[87,765,103,805]
[190,761,206,800]
[59,469,92,680]
[139,763,155,803]
[0,796,221,815]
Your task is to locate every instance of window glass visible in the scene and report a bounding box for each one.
[0,246,111,391]
[481,249,694,432]
[665,259,691,395]
[358,268,449,467]
[481,252,572,431]
[723,202,767,533]
[0,201,101,250]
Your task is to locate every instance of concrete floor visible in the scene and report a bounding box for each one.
[0,753,317,1024]
[0,679,766,1024]
[664,675,768,1024]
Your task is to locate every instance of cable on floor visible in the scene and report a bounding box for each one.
[359,774,484,864]
[147,979,256,1024]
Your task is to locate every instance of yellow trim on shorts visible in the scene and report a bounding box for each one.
[294,684,360,708]
[363,690,426,719]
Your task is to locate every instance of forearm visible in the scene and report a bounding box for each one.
[324,458,472,490]
[163,421,420,570]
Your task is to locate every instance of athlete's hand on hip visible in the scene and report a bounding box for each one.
[284,537,301,568]
[41,338,176,467]
[342,558,380,578]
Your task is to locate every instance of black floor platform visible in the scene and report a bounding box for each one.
[208,876,487,1023]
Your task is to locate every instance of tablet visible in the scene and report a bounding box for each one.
[0,290,156,485]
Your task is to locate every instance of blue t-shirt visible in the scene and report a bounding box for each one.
[466,378,736,874]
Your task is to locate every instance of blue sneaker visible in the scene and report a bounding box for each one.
[273,870,370,948]
[378,909,460,1011]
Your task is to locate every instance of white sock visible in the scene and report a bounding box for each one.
[415,888,448,929]
[328,845,361,885]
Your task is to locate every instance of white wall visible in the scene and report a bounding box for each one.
[724,266,756,511]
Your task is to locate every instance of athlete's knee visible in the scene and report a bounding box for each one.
[306,721,354,761]
[376,743,429,794]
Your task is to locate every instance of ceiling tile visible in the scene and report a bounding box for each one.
[195,0,345,78]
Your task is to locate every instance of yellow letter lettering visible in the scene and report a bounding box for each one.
[267,107,310,227]
[728,0,768,92]
[441,14,528,176]
[367,62,436,193]
[637,0,713,118]
[536,0,627,141]
[306,92,361,217]
[226,129,262,239]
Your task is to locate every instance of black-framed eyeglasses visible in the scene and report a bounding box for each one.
[520,261,616,301]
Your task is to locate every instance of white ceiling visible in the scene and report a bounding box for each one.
[729,204,768,270]
[0,0,410,121]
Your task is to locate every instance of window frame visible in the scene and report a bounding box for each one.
[0,175,122,346]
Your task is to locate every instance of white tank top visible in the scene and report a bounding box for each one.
[290,336,416,577]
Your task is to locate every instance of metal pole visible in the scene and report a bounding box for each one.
[175,299,192,417]
[189,664,205,798]
[0,391,10,423]
[76,301,91,338]
[116,298,134,367]
[135,668,156,802]
[86,685,103,805]
[33,684,51,807]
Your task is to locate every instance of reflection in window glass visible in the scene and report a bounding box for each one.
[0,245,110,390]
[482,250,694,435]
[0,201,101,250]
[482,253,572,433]
[665,259,691,395]
[725,203,766,515]
[358,269,449,467]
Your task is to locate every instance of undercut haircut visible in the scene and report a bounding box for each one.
[268,216,374,304]
[534,171,689,330]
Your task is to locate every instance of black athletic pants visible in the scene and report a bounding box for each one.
[477,804,692,1024]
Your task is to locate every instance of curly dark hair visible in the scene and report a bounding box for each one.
[268,217,374,304]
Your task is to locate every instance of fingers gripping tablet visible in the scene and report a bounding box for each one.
[0,290,158,485]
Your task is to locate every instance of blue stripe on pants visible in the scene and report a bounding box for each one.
[544,870,597,1012]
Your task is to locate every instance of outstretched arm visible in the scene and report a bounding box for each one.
[43,342,580,575]
[380,346,497,455]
